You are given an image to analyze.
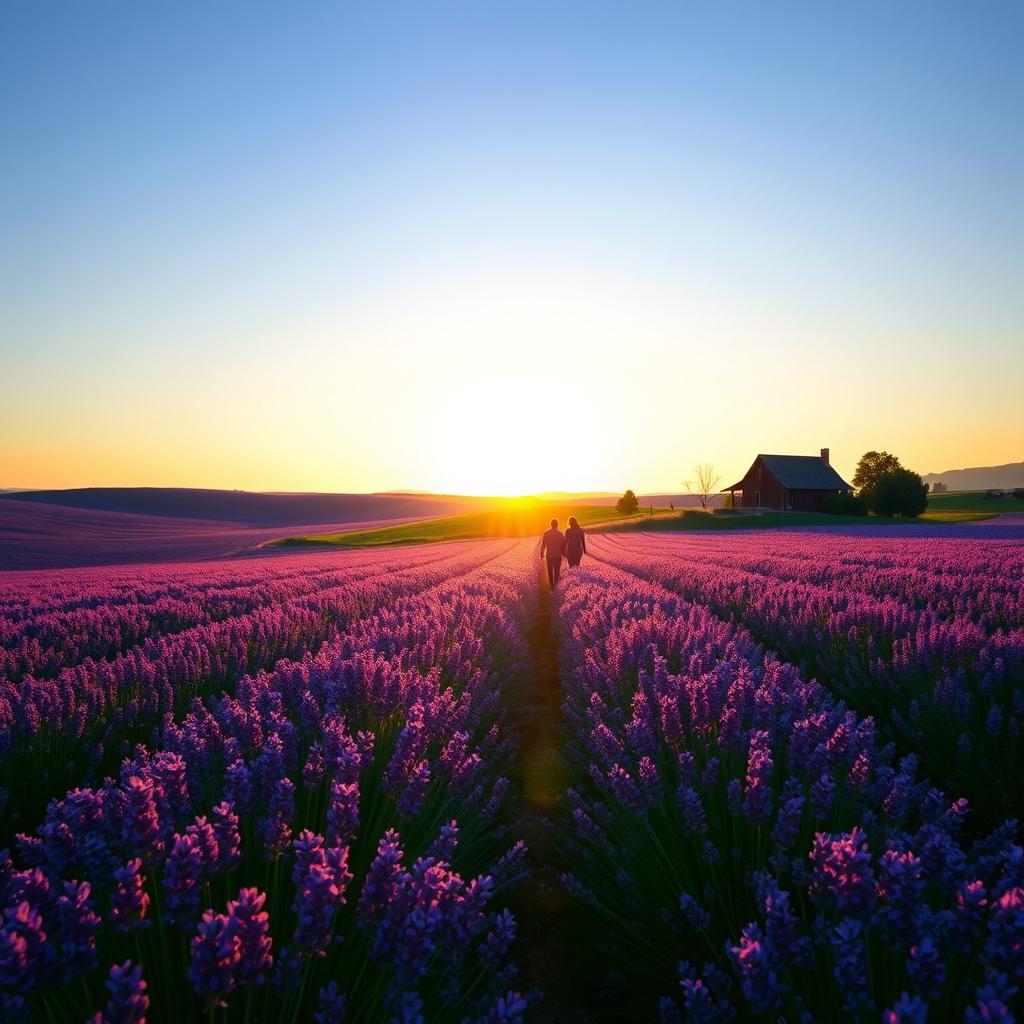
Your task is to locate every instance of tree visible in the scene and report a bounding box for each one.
[852,451,902,510]
[686,463,721,511]
[616,489,639,515]
[874,467,928,518]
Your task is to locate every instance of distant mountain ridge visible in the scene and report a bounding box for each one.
[922,462,1024,491]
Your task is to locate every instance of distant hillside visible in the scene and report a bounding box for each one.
[922,462,1024,491]
[0,487,491,526]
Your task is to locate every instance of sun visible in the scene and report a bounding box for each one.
[421,372,598,496]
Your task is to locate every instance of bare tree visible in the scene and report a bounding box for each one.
[686,463,721,511]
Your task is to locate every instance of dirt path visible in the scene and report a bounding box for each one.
[506,560,583,1021]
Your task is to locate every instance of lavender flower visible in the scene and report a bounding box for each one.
[211,801,242,870]
[906,936,945,997]
[810,827,875,917]
[314,981,348,1024]
[163,833,204,926]
[986,887,1024,980]
[227,887,273,986]
[89,960,149,1024]
[189,910,240,1007]
[728,923,781,1014]
[880,991,928,1024]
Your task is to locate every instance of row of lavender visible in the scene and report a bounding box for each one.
[553,544,1022,1021]
[0,543,513,838]
[594,532,1024,826]
[1,540,534,1022]
[0,545,480,683]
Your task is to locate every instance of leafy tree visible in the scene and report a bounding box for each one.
[616,489,639,515]
[1013,488,1024,502]
[685,464,721,511]
[852,451,902,508]
[874,467,928,518]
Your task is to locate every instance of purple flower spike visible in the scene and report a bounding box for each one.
[906,935,945,996]
[728,923,781,1014]
[880,991,928,1024]
[90,959,149,1024]
[292,830,351,955]
[227,887,273,986]
[110,858,151,934]
[326,780,359,847]
[314,980,348,1024]
[211,801,242,870]
[986,887,1024,980]
[188,910,241,1007]
[121,776,163,859]
[0,900,53,993]
[830,917,872,1016]
[810,827,875,917]
[57,879,101,978]
[163,833,204,927]
[473,990,530,1023]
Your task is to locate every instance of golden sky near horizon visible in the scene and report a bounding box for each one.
[3,270,1021,496]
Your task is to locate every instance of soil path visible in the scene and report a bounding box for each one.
[507,559,587,1021]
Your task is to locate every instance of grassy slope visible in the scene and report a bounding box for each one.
[271,501,669,548]
[926,490,1024,514]
[604,506,997,534]
[273,492,1013,549]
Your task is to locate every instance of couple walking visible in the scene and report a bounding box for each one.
[539,516,586,590]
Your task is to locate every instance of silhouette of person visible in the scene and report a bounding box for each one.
[564,515,586,568]
[540,517,565,590]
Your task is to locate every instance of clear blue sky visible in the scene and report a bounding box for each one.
[2,1,1022,493]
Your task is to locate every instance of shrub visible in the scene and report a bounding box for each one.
[822,492,868,516]
[875,467,928,518]
[1013,488,1024,501]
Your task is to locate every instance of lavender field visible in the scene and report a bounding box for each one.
[1,530,1022,1021]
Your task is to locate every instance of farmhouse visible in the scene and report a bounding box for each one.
[724,448,852,512]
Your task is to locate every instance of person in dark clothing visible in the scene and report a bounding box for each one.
[564,515,586,568]
[540,518,565,590]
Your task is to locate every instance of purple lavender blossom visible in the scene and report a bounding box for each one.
[810,827,875,917]
[163,832,204,926]
[188,909,241,1007]
[121,776,162,859]
[830,917,872,1016]
[314,981,348,1024]
[880,991,928,1024]
[986,887,1024,980]
[227,887,273,986]
[89,960,149,1024]
[906,935,945,996]
[110,858,151,933]
[728,923,781,1014]
[292,831,351,955]
[0,901,53,992]
[57,879,101,977]
[211,801,242,869]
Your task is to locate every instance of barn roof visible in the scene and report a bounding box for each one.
[724,454,852,492]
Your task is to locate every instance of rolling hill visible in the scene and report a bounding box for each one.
[923,461,1024,491]
[0,487,490,526]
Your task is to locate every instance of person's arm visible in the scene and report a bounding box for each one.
[540,533,547,559]
[581,530,587,554]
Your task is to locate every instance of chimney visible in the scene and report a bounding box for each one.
[820,448,830,465]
